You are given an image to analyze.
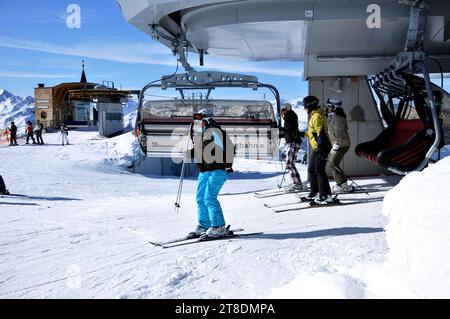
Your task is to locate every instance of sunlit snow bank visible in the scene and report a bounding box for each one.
[271,268,365,299]
[382,156,450,298]
[104,131,137,168]
[270,156,450,298]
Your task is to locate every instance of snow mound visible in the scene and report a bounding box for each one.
[270,268,365,299]
[382,157,450,298]
[104,131,136,168]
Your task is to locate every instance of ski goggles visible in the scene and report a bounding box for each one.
[326,100,341,107]
[193,113,204,120]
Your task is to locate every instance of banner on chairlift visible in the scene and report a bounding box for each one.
[146,127,278,159]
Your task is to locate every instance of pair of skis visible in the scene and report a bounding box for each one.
[149,226,263,249]
[269,195,371,213]
[262,184,380,210]
[253,187,309,199]
[272,196,339,213]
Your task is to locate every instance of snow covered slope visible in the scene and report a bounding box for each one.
[2,130,449,298]
[0,130,401,298]
[0,88,34,132]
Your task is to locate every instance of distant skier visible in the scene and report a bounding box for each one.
[303,96,334,205]
[326,98,353,193]
[2,128,10,145]
[61,123,69,146]
[25,121,36,144]
[9,122,18,146]
[0,174,8,195]
[281,102,304,192]
[34,120,44,145]
[184,109,234,238]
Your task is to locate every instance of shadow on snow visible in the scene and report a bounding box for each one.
[257,227,385,240]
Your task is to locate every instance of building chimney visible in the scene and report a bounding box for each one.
[37,83,45,88]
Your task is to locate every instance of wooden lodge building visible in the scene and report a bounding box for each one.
[34,62,134,137]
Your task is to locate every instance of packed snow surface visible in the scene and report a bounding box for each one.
[0,130,448,298]
[382,157,450,298]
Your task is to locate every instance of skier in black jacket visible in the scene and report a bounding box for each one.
[184,109,235,239]
[34,120,44,145]
[0,174,8,195]
[9,122,18,146]
[281,103,304,192]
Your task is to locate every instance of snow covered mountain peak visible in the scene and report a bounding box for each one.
[0,89,35,130]
[0,88,18,103]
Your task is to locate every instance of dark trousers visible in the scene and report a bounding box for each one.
[36,131,44,144]
[26,132,36,144]
[308,150,332,197]
[327,146,349,185]
[10,133,17,145]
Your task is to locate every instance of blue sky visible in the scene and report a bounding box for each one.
[0,0,306,100]
[2,0,448,101]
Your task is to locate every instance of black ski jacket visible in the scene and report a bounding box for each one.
[283,110,301,144]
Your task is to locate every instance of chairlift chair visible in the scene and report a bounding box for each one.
[356,72,444,174]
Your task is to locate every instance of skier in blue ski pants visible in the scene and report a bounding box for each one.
[196,169,227,229]
[187,108,233,237]
[196,125,227,229]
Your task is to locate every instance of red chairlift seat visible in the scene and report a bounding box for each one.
[355,119,434,172]
[356,71,444,173]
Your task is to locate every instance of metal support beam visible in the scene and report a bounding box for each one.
[399,0,429,51]
[416,63,443,169]
[150,24,194,72]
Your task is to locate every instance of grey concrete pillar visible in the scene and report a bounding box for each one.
[308,76,386,176]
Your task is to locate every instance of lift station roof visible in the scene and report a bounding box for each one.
[117,0,450,77]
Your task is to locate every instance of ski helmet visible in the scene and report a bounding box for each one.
[326,97,342,108]
[281,102,293,111]
[194,109,215,125]
[302,96,319,111]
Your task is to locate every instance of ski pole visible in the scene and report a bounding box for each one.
[273,157,284,189]
[277,167,288,189]
[326,159,369,196]
[277,142,289,189]
[276,156,286,188]
[174,159,186,213]
[174,123,193,213]
[347,177,369,196]
[274,138,284,189]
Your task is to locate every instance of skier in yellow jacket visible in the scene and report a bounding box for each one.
[302,96,335,205]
